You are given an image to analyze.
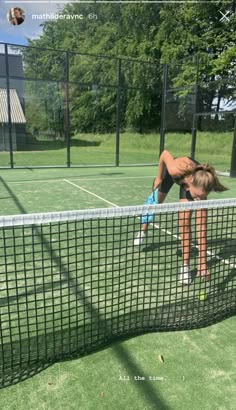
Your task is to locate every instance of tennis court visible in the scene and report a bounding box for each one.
[0,166,236,410]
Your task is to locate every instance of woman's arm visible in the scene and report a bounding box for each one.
[153,150,175,188]
[159,150,177,176]
[153,150,186,189]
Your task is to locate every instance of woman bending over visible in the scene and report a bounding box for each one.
[134,150,228,284]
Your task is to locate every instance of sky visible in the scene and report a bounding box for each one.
[0,2,63,46]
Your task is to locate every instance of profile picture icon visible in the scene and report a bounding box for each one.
[8,7,25,26]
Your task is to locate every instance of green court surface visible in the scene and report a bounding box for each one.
[0,166,236,410]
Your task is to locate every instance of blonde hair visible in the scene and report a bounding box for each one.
[191,164,228,193]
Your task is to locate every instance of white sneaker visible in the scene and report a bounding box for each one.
[178,265,192,285]
[134,230,146,246]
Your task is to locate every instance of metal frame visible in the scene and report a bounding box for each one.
[160,55,236,176]
[1,41,235,171]
[0,42,160,169]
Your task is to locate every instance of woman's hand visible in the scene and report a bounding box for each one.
[196,266,210,281]
[153,177,162,190]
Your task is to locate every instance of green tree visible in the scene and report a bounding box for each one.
[23,2,235,134]
[25,4,162,133]
[155,0,236,123]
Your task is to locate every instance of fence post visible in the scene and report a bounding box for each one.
[65,51,71,167]
[230,115,236,177]
[115,59,122,167]
[4,43,14,169]
[160,64,168,157]
[190,55,200,159]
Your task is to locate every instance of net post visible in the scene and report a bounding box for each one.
[115,58,122,167]
[159,64,168,157]
[65,50,71,168]
[4,43,14,169]
[230,114,236,177]
[190,55,200,159]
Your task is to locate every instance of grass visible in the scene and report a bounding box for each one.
[0,131,233,171]
[165,132,233,171]
[0,167,235,409]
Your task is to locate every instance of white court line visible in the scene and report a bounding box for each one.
[64,178,236,269]
[5,175,236,269]
[4,171,234,268]
[7,175,154,185]
[63,179,119,208]
[6,168,227,185]
[153,222,236,269]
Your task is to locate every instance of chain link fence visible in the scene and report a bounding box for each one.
[0,42,161,168]
[1,43,235,172]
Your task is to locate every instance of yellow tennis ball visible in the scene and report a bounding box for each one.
[198,291,207,301]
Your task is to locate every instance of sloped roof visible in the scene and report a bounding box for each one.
[0,88,26,124]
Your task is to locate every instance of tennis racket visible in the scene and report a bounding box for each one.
[141,188,158,224]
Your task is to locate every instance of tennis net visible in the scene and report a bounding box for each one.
[0,198,236,387]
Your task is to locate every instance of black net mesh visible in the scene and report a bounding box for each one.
[0,199,236,387]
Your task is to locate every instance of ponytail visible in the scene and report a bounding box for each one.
[192,164,228,193]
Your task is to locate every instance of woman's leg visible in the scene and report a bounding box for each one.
[138,191,168,233]
[134,186,169,245]
[178,199,192,268]
[178,190,192,284]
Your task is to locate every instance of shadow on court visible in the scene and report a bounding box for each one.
[0,176,235,404]
[1,289,236,392]
[0,177,171,409]
[142,239,179,253]
[217,268,236,292]
[207,238,236,260]
[21,138,101,152]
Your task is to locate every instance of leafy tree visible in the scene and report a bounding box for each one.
[155,0,236,126]
[24,4,162,133]
[23,2,235,135]
[25,81,65,139]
